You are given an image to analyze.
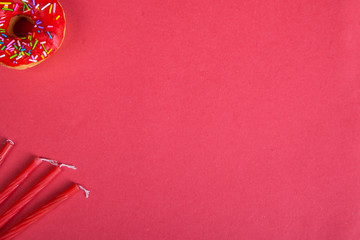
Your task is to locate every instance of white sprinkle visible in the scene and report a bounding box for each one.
[35,3,39,8]
[40,41,46,44]
[43,51,47,57]
[0,54,5,58]
[23,9,30,13]
[28,59,37,62]
[41,3,50,10]
[34,55,38,59]
[17,40,21,47]
[7,39,14,47]
[53,2,56,13]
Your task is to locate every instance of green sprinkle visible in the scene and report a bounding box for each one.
[13,45,18,50]
[41,43,47,52]
[22,1,30,10]
[25,52,30,56]
[1,45,5,50]
[32,40,38,50]
[2,8,13,11]
[9,54,17,59]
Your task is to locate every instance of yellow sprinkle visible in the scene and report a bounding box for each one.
[49,4,52,14]
[41,55,44,59]
[47,48,52,54]
[21,51,24,55]
[0,2,11,5]
[56,15,60,20]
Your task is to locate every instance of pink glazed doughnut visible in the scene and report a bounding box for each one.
[0,0,65,69]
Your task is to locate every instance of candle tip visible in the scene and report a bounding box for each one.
[78,185,90,198]
[59,163,77,170]
[40,158,76,170]
[5,139,14,145]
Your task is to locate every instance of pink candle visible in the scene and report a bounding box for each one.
[0,157,42,206]
[0,140,14,166]
[0,166,62,229]
[0,184,89,240]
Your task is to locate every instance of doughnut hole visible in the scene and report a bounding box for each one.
[8,15,34,38]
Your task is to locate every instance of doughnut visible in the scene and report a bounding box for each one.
[0,0,65,70]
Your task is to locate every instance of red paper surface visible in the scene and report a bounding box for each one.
[0,0,360,239]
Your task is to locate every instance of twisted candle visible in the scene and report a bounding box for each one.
[0,158,42,206]
[0,167,62,230]
[0,140,14,166]
[0,184,88,240]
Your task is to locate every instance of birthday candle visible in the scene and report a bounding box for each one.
[0,184,89,240]
[0,139,14,165]
[0,167,61,229]
[0,160,76,229]
[0,157,42,206]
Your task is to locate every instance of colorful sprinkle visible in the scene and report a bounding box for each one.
[41,43,47,52]
[22,1,30,10]
[32,39,38,49]
[47,31,52,39]
[40,2,50,10]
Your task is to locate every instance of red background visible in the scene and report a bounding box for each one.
[0,0,360,239]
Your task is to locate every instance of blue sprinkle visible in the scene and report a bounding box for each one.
[38,26,44,29]
[0,42,3,44]
[21,48,25,51]
[36,20,41,24]
[32,0,35,6]
[1,34,7,38]
[38,30,40,33]
[47,31,52,39]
